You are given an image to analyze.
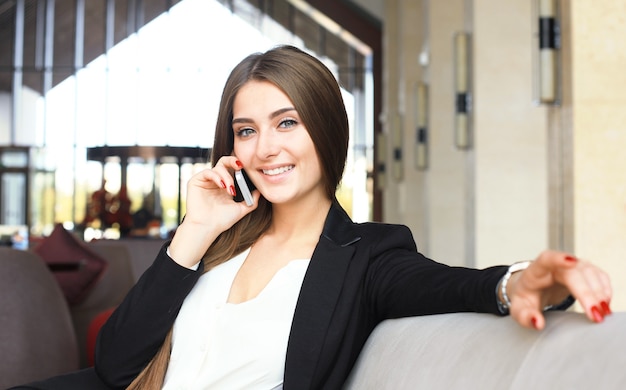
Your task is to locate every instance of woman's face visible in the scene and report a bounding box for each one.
[232,80,326,207]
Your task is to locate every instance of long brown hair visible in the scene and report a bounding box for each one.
[126,45,349,389]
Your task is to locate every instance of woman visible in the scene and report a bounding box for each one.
[18,45,612,390]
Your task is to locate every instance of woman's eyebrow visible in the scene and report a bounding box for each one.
[232,107,296,125]
[269,107,296,118]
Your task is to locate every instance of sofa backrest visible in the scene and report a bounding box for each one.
[345,311,626,389]
[115,238,167,281]
[71,241,135,367]
[0,248,79,389]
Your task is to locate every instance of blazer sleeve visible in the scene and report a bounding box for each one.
[94,242,202,389]
[364,224,508,321]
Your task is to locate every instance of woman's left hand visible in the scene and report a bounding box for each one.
[506,250,613,330]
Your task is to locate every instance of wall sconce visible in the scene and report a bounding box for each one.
[415,82,428,170]
[391,114,404,181]
[534,0,560,105]
[376,132,387,191]
[391,113,403,180]
[454,32,471,149]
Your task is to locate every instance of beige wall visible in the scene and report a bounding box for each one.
[422,0,470,267]
[382,0,626,310]
[383,0,471,266]
[473,0,549,266]
[382,0,430,253]
[569,0,626,310]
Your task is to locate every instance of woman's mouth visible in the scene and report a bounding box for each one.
[262,165,294,176]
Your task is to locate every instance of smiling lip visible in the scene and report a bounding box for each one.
[261,165,294,176]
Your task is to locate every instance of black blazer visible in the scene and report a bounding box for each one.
[95,202,507,389]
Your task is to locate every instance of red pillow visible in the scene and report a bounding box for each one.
[33,224,108,305]
[86,307,115,366]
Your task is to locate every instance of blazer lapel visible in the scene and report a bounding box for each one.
[283,202,361,389]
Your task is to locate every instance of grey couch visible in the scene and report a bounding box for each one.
[345,311,626,389]
[19,312,626,390]
[3,244,624,389]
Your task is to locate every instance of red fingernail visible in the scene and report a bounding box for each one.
[235,160,243,168]
[531,317,539,330]
[229,185,236,196]
[220,180,226,189]
[591,306,604,323]
[564,255,577,262]
[601,301,612,315]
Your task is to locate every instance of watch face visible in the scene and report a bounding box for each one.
[509,260,533,273]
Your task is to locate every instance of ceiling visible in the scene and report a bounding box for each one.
[0,0,383,94]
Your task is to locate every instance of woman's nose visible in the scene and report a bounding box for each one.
[256,130,280,159]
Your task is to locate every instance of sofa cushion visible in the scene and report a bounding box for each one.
[33,224,107,306]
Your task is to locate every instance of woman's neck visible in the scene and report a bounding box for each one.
[267,196,332,243]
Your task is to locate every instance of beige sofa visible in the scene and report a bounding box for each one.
[345,311,626,389]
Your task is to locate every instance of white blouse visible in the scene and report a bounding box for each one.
[162,248,310,390]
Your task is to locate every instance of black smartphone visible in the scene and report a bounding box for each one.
[233,169,256,206]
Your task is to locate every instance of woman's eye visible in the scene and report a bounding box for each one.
[236,128,255,137]
[279,118,298,128]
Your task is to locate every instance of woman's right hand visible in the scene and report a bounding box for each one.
[168,156,260,268]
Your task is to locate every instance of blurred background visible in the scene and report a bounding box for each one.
[1,0,624,310]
